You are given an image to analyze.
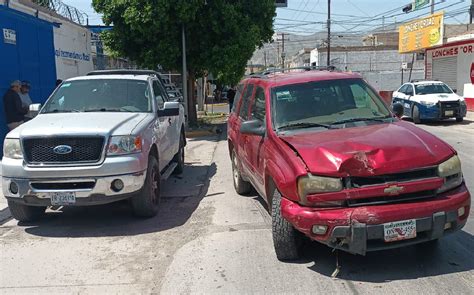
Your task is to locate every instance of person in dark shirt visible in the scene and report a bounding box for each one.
[227,86,236,112]
[3,80,28,130]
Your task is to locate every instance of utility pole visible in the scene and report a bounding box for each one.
[282,33,286,69]
[264,50,267,68]
[181,24,188,123]
[431,0,435,14]
[327,0,331,67]
[470,0,474,24]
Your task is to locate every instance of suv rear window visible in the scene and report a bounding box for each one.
[42,79,153,113]
[271,78,390,129]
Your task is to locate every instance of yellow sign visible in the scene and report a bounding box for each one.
[399,12,444,53]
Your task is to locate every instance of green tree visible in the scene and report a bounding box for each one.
[93,0,275,125]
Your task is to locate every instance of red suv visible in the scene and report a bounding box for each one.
[227,69,470,261]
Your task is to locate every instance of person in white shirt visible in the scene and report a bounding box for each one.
[19,81,33,119]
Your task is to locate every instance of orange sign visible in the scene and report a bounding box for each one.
[399,12,444,53]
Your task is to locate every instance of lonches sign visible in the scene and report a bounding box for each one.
[399,12,444,53]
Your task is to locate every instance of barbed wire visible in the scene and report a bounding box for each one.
[33,0,88,25]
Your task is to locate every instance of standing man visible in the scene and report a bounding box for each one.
[227,85,236,113]
[3,80,28,130]
[19,81,33,117]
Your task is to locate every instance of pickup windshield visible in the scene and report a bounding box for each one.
[42,79,153,113]
[415,83,453,95]
[271,78,392,130]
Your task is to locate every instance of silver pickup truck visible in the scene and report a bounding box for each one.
[2,70,186,221]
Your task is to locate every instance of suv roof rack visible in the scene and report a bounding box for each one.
[248,65,337,79]
[87,69,161,76]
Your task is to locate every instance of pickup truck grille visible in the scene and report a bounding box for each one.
[23,136,105,165]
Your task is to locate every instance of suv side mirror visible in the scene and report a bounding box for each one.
[240,119,265,137]
[158,101,179,116]
[392,102,404,118]
[29,103,41,112]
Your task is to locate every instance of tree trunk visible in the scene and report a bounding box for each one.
[187,72,198,126]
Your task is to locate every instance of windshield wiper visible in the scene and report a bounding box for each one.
[44,109,80,113]
[278,122,331,131]
[84,108,122,112]
[330,117,390,125]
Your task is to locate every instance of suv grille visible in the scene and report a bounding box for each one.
[349,168,437,188]
[23,137,105,165]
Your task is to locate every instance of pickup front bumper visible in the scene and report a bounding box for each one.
[3,171,146,206]
[281,184,470,255]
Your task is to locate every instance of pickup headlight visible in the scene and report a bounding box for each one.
[437,155,463,193]
[298,174,343,204]
[107,136,142,156]
[420,101,436,107]
[3,139,23,159]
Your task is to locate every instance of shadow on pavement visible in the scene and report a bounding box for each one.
[21,163,218,239]
[417,118,473,127]
[296,230,474,282]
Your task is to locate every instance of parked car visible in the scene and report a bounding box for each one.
[392,80,467,123]
[2,70,186,221]
[228,69,470,260]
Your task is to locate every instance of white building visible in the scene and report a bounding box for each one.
[4,0,93,79]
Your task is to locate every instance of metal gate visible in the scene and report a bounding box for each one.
[431,56,457,90]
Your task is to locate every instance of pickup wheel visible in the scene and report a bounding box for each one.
[172,131,185,175]
[131,155,161,218]
[412,105,421,124]
[8,201,45,222]
[456,117,463,123]
[271,190,302,261]
[231,151,252,195]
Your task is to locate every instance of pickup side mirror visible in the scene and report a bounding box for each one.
[392,102,404,118]
[29,103,41,112]
[240,119,265,137]
[158,101,180,117]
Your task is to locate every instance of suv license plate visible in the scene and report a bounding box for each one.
[50,192,76,205]
[444,110,454,116]
[383,219,416,242]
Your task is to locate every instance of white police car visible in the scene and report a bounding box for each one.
[392,81,467,124]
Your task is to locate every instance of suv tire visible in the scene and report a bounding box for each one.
[173,131,185,175]
[8,201,45,222]
[132,155,161,217]
[271,190,302,261]
[231,151,252,195]
[412,105,421,124]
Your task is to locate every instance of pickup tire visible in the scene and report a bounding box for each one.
[456,117,463,123]
[131,155,161,217]
[172,131,185,175]
[231,151,252,195]
[271,190,302,261]
[412,105,421,124]
[8,201,45,222]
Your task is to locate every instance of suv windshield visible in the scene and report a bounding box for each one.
[271,78,391,130]
[42,79,152,113]
[415,83,453,95]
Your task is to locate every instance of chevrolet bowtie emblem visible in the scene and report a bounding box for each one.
[384,185,404,195]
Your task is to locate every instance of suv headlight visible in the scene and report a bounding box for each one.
[420,101,436,107]
[107,136,142,156]
[3,139,23,159]
[437,155,463,193]
[298,174,343,204]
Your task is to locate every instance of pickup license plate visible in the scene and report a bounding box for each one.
[50,192,76,205]
[444,110,454,116]
[383,219,416,242]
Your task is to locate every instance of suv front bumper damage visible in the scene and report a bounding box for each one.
[3,171,146,206]
[281,184,470,255]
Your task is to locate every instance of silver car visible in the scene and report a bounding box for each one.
[2,70,186,221]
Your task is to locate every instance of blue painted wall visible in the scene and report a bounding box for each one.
[0,6,57,154]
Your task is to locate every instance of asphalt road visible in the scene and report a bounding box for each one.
[0,115,473,294]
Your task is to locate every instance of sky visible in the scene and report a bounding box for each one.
[63,0,472,34]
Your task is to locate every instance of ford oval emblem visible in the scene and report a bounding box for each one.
[53,145,72,155]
